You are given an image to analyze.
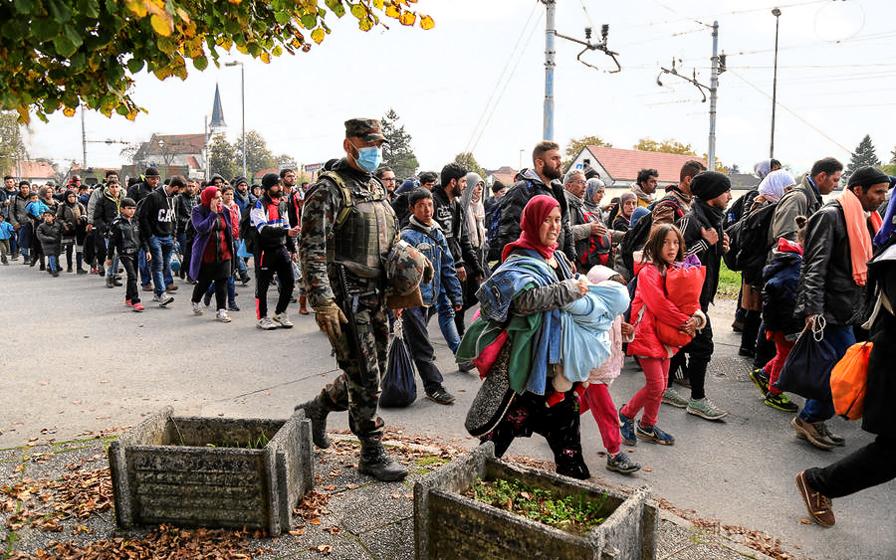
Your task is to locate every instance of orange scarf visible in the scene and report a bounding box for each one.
[838,189,882,286]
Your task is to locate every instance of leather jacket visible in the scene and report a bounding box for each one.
[796,200,868,326]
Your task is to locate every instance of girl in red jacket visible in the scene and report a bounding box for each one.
[619,224,702,446]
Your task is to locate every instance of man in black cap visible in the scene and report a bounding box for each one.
[250,173,299,329]
[129,167,162,290]
[790,166,888,451]
[294,118,408,483]
[672,171,732,422]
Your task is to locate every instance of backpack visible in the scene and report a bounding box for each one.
[723,188,757,229]
[239,206,256,254]
[578,210,612,269]
[725,202,777,272]
[620,213,653,279]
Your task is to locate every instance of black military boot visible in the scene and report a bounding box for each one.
[294,398,331,449]
[358,438,408,482]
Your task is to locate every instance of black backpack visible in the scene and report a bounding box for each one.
[725,202,777,272]
[620,213,653,279]
[239,205,257,254]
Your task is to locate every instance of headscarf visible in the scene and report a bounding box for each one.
[753,159,773,180]
[758,169,795,202]
[501,194,559,262]
[619,192,636,217]
[462,172,485,248]
[584,178,606,210]
[200,185,219,207]
[630,206,650,228]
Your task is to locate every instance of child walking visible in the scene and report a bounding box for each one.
[748,216,808,412]
[0,214,14,265]
[619,224,703,446]
[580,265,641,475]
[35,210,62,276]
[110,198,145,312]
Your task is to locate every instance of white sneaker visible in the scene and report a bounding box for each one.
[272,312,294,329]
[192,301,203,315]
[215,309,231,323]
[152,294,174,307]
[257,317,277,330]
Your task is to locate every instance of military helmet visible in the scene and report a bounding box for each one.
[385,239,433,296]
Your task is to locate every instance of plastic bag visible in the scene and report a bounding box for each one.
[379,322,418,408]
[236,239,251,259]
[830,341,872,420]
[775,319,839,400]
[656,257,705,348]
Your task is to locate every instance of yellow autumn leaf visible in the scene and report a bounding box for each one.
[385,4,399,18]
[150,13,173,36]
[311,27,325,44]
[126,109,139,121]
[373,0,384,8]
[398,11,415,26]
[63,107,76,117]
[420,14,434,30]
[358,17,373,31]
[124,0,147,17]
[260,51,271,63]
[236,43,249,54]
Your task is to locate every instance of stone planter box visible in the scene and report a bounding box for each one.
[108,406,313,535]
[414,443,657,560]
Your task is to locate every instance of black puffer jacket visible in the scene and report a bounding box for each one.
[432,186,483,278]
[863,243,896,437]
[92,190,121,234]
[796,200,869,326]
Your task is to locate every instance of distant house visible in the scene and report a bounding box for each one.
[119,164,189,182]
[64,164,120,186]
[132,133,207,178]
[13,160,57,185]
[727,172,759,191]
[569,146,707,189]
[485,166,518,188]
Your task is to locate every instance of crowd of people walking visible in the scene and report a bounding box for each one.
[3,124,895,529]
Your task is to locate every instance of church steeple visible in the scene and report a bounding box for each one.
[209,83,226,133]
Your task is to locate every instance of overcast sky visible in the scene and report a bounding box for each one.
[21,0,895,176]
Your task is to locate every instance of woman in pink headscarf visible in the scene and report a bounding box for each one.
[189,186,234,323]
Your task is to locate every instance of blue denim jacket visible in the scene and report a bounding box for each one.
[400,220,462,307]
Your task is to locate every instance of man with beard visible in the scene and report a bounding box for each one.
[230,176,253,285]
[375,166,397,201]
[431,163,484,356]
[632,168,659,209]
[673,171,732,422]
[8,181,32,262]
[495,141,575,261]
[250,173,299,330]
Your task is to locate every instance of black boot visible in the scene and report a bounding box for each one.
[76,253,86,274]
[294,398,331,449]
[739,310,761,358]
[358,437,408,482]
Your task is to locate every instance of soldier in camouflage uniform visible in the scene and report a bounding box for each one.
[294,118,408,482]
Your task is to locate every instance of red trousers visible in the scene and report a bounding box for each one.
[763,330,794,396]
[621,357,669,427]
[580,383,622,456]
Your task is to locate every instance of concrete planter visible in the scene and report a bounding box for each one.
[414,443,657,560]
[108,406,313,535]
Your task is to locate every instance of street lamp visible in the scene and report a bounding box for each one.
[770,7,781,159]
[224,61,247,179]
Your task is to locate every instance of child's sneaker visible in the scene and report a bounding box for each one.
[153,294,174,307]
[215,309,232,323]
[636,423,675,445]
[764,392,799,413]
[619,408,637,446]
[132,302,145,312]
[606,452,641,475]
[125,299,133,307]
[749,368,770,396]
[192,301,203,315]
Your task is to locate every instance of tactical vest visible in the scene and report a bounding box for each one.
[320,171,397,279]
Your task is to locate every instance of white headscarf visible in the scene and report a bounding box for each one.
[753,159,773,180]
[758,169,795,202]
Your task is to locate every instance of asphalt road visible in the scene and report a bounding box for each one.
[1,263,893,560]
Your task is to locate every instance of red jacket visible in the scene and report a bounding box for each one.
[627,263,692,358]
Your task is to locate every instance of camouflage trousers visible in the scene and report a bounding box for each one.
[319,293,390,440]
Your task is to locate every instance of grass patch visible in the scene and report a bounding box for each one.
[717,261,741,300]
[466,477,609,535]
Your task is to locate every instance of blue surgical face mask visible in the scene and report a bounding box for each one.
[355,146,383,174]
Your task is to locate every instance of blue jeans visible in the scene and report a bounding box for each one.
[17,224,30,258]
[799,323,856,423]
[138,248,151,287]
[148,235,174,296]
[47,255,58,272]
[427,292,461,354]
[104,239,119,280]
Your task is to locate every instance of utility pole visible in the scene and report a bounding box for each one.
[708,21,719,170]
[81,105,87,168]
[224,61,247,178]
[543,0,556,141]
[656,23,724,170]
[770,8,782,159]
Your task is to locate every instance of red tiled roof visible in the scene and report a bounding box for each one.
[186,156,201,169]
[486,166,518,187]
[142,133,206,156]
[16,160,56,179]
[253,167,279,180]
[586,146,706,184]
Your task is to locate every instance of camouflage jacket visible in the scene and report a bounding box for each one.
[299,158,395,309]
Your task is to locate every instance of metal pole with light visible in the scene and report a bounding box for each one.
[770,7,781,159]
[225,61,247,178]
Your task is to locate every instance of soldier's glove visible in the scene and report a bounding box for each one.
[315,302,348,340]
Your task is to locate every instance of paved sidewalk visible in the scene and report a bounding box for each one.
[1,432,770,559]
